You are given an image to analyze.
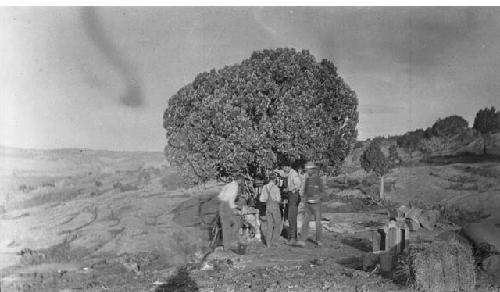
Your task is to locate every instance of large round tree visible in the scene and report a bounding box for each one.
[163,48,358,185]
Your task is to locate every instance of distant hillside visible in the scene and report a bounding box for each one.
[0,146,167,177]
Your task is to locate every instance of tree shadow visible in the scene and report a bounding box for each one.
[155,267,199,292]
[341,236,373,252]
[336,255,363,270]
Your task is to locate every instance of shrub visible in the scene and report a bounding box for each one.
[397,128,424,154]
[354,140,365,149]
[18,184,35,193]
[388,144,401,167]
[430,115,468,137]
[473,106,500,134]
[360,141,394,199]
[163,48,358,185]
[42,182,55,188]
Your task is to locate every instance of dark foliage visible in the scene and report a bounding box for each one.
[388,144,401,167]
[430,115,468,137]
[163,48,358,185]
[360,140,388,177]
[397,128,424,152]
[473,106,500,134]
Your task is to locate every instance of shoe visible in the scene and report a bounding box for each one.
[294,240,306,247]
[288,239,297,245]
[316,241,323,247]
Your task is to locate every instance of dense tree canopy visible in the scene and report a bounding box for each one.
[163,48,358,185]
[430,115,468,137]
[473,106,500,134]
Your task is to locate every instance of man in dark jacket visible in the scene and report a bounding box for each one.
[296,161,323,247]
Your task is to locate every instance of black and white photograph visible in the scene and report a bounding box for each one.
[1,4,500,291]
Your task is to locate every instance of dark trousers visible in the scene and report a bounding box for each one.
[287,190,299,240]
[300,202,322,242]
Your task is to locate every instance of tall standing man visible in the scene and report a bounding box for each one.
[285,165,303,245]
[296,161,323,247]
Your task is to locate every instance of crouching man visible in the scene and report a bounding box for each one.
[296,161,323,247]
[217,179,241,251]
[260,173,282,248]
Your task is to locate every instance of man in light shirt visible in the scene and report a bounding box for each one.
[284,165,303,245]
[259,173,282,247]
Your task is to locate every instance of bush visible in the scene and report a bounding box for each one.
[163,48,358,185]
[388,144,401,166]
[18,184,35,193]
[42,182,55,188]
[360,141,388,177]
[473,106,500,134]
[397,128,424,153]
[354,140,365,149]
[430,115,468,137]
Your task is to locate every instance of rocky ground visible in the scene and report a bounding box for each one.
[1,146,500,291]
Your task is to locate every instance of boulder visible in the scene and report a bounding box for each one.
[463,222,500,253]
[482,255,500,285]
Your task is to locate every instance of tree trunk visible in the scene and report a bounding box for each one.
[379,175,385,200]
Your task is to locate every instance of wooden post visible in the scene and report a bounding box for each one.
[372,230,381,252]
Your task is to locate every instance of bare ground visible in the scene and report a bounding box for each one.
[1,148,500,291]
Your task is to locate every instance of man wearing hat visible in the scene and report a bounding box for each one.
[296,161,324,247]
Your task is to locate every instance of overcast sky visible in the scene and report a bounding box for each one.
[1,7,500,151]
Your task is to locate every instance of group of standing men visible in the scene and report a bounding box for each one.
[217,161,324,251]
